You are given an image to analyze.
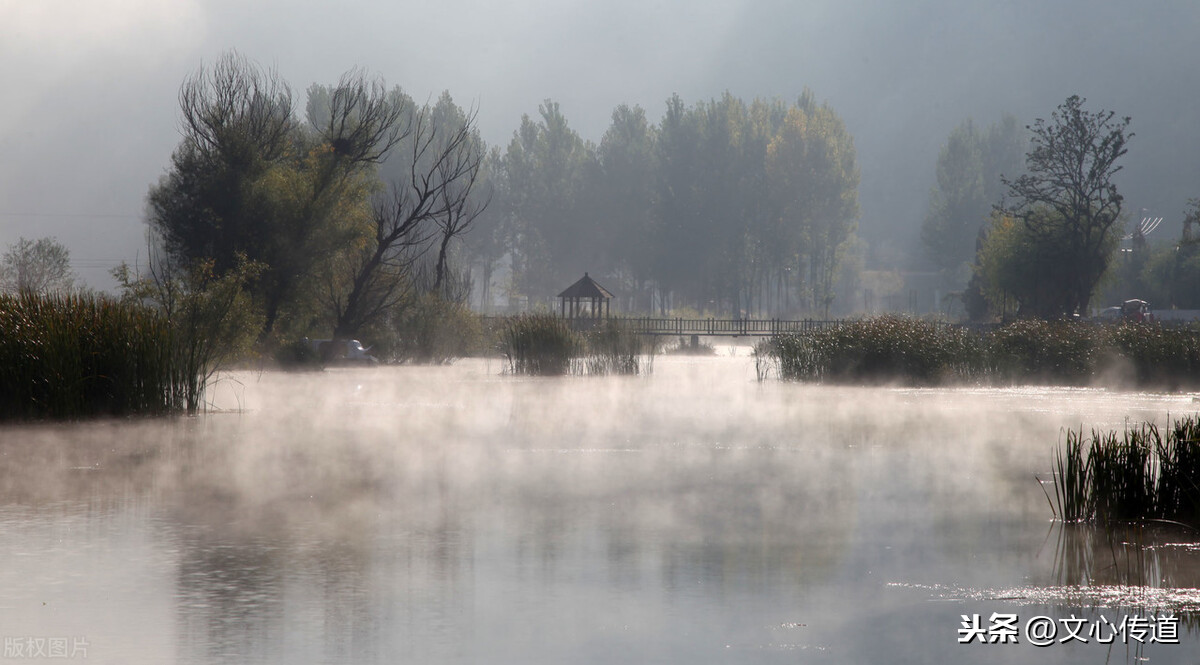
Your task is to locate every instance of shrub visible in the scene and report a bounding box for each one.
[273,337,322,370]
[388,293,483,364]
[1107,323,1200,388]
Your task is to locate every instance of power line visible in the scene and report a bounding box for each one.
[0,212,141,219]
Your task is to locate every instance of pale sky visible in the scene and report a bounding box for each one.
[3,0,1198,288]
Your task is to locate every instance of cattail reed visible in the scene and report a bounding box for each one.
[0,292,199,420]
[1051,416,1200,525]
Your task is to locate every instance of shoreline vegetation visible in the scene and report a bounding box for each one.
[11,298,1200,420]
[497,313,657,377]
[756,315,1200,390]
[0,292,201,421]
[1050,416,1200,527]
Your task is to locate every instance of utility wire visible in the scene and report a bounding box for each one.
[0,212,141,219]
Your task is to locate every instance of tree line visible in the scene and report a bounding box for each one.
[126,52,864,355]
[10,57,1182,336]
[478,91,860,318]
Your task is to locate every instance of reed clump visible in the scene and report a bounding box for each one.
[763,316,985,385]
[1107,323,1200,388]
[988,319,1102,384]
[500,313,580,376]
[0,292,192,420]
[498,315,659,376]
[761,317,1200,389]
[579,321,658,375]
[1050,416,1200,526]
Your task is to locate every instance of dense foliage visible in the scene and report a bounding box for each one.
[377,293,483,364]
[986,95,1132,318]
[1103,198,1200,310]
[146,53,487,349]
[142,52,865,365]
[761,316,982,385]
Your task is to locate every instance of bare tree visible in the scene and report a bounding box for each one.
[328,99,487,337]
[179,51,294,163]
[307,70,408,166]
[0,237,75,294]
[428,99,490,294]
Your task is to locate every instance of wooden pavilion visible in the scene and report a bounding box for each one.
[557,272,614,319]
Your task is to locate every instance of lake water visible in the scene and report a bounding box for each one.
[2,354,1200,663]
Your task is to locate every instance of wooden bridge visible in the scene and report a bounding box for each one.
[566,316,845,337]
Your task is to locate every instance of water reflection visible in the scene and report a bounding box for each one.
[1,358,1199,663]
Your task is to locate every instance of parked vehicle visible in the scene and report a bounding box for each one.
[1099,299,1153,324]
[1121,299,1153,323]
[304,338,378,365]
[1098,306,1123,323]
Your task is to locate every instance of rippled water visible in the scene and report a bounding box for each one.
[2,355,1200,663]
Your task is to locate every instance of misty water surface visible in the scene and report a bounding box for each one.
[2,354,1199,664]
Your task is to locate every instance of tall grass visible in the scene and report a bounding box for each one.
[1053,429,1090,523]
[988,319,1101,384]
[762,316,985,385]
[762,317,1200,388]
[498,315,658,376]
[0,292,197,420]
[383,293,483,364]
[500,313,579,376]
[1108,323,1200,388]
[1050,416,1200,526]
[579,321,658,375]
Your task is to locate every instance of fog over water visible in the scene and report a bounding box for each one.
[2,355,1200,663]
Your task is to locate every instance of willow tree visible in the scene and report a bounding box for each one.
[149,53,405,338]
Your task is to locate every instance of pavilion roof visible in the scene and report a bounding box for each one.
[557,272,614,299]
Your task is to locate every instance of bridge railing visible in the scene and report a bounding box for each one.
[479,315,848,336]
[613,317,847,335]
